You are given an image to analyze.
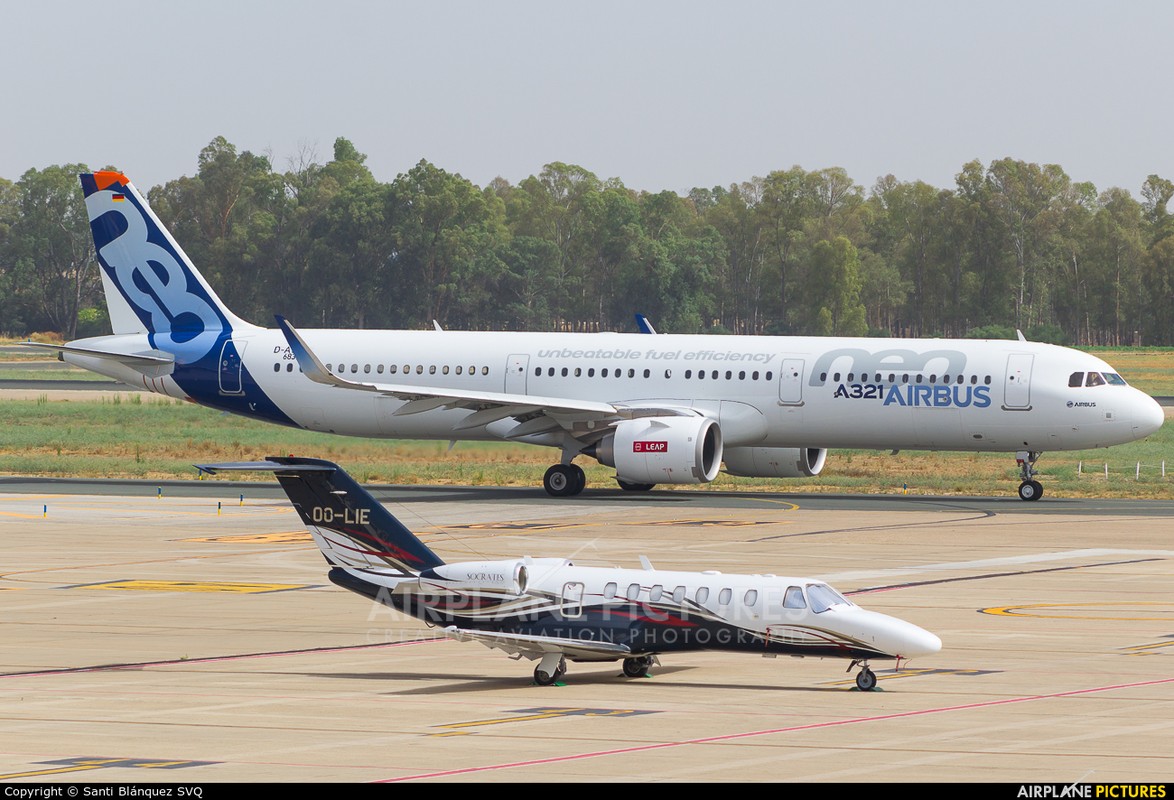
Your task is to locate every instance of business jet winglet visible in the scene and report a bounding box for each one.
[54,171,1164,500]
[197,457,942,689]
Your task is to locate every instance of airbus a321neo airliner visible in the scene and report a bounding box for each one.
[46,172,1165,500]
[196,456,942,689]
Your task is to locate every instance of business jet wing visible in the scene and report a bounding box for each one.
[441,625,633,661]
[277,317,695,435]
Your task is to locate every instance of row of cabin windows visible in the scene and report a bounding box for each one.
[1068,371,1127,387]
[601,582,827,612]
[822,371,993,386]
[537,366,774,381]
[321,363,491,377]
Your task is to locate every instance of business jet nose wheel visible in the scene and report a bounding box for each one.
[544,464,586,497]
[1015,450,1044,501]
[855,667,878,691]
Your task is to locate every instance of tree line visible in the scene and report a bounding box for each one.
[2,136,1172,345]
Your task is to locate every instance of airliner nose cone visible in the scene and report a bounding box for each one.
[1135,394,1166,438]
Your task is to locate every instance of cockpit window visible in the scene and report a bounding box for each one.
[806,583,851,613]
[1086,372,1106,387]
[1105,372,1127,386]
[783,586,806,609]
[1068,372,1084,388]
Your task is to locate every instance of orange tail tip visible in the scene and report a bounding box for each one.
[92,171,130,190]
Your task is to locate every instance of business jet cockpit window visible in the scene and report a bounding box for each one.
[807,583,852,614]
[783,585,806,609]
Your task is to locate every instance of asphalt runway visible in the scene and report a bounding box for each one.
[1,479,1172,784]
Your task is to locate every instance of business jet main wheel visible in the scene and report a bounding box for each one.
[544,464,585,497]
[855,667,878,691]
[534,657,566,685]
[617,479,656,492]
[1017,480,1044,501]
[622,656,653,678]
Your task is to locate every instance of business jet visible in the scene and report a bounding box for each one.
[196,456,942,689]
[46,172,1165,501]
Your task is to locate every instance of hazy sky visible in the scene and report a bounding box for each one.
[5,1,1171,196]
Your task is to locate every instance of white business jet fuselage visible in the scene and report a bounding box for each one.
[57,172,1165,500]
[197,456,942,690]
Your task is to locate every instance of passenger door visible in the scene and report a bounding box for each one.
[505,353,529,395]
[1003,354,1033,410]
[778,357,804,405]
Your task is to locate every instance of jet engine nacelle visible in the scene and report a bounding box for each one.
[723,446,828,478]
[595,415,723,484]
[418,559,531,595]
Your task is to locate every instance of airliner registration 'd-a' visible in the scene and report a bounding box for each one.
[196,456,942,689]
[43,172,1165,500]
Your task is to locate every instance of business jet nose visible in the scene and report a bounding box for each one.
[1133,392,1166,438]
[848,609,942,659]
[895,624,943,659]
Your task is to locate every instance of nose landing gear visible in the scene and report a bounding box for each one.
[1016,450,1044,501]
[849,660,878,691]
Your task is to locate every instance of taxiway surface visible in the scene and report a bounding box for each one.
[1,480,1172,783]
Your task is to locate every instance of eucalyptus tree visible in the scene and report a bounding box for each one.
[386,159,508,329]
[6,164,99,338]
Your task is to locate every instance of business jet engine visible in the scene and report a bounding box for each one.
[723,446,828,478]
[592,415,723,486]
[418,559,533,596]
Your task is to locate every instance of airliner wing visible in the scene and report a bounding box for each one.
[277,317,695,432]
[442,625,632,661]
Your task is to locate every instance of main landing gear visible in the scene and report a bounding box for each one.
[1016,450,1044,501]
[622,656,654,678]
[849,660,878,691]
[543,464,586,497]
[533,654,567,685]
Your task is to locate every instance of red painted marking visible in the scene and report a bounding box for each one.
[633,441,667,453]
[377,676,1174,782]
